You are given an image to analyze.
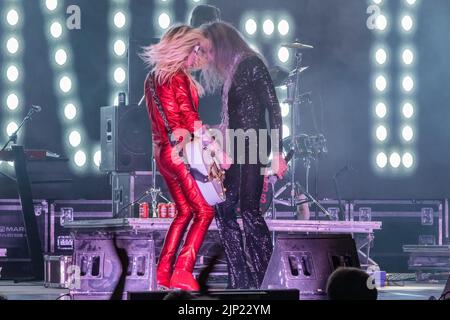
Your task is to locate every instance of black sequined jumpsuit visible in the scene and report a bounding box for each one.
[215,55,283,289]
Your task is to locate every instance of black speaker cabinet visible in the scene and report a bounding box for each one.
[261,234,360,300]
[70,233,156,299]
[100,104,152,172]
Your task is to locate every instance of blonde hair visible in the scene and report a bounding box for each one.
[141,25,205,95]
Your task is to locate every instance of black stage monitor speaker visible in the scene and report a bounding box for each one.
[100,104,152,172]
[128,289,300,300]
[261,234,360,300]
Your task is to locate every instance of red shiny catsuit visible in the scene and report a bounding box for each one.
[144,71,214,291]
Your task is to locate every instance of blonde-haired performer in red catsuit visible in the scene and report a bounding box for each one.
[142,25,214,291]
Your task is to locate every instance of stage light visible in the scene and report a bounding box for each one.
[402,102,414,118]
[401,15,413,32]
[405,0,417,5]
[6,9,19,26]
[244,18,257,36]
[55,48,68,66]
[278,19,290,36]
[278,47,290,63]
[375,48,387,65]
[402,48,414,65]
[402,75,414,92]
[402,152,414,168]
[45,0,58,11]
[375,102,387,118]
[280,102,290,118]
[113,67,126,84]
[113,39,126,56]
[389,152,401,168]
[375,75,387,92]
[59,76,72,93]
[6,65,19,82]
[376,152,388,169]
[376,14,388,31]
[6,121,18,136]
[6,93,19,111]
[263,19,275,36]
[64,103,77,120]
[282,125,290,139]
[50,22,63,39]
[6,37,19,55]
[158,13,171,30]
[373,0,383,5]
[93,150,101,168]
[402,125,414,142]
[69,130,81,147]
[74,150,87,167]
[113,11,126,29]
[376,125,388,142]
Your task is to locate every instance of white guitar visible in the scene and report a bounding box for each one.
[184,130,229,206]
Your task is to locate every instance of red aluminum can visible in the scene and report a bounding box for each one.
[139,202,149,219]
[168,203,177,218]
[158,203,168,218]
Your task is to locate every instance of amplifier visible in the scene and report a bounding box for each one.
[50,200,113,255]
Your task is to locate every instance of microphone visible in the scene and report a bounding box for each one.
[31,105,42,113]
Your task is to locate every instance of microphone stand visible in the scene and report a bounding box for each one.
[1,107,39,151]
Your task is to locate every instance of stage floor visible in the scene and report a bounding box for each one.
[0,279,445,301]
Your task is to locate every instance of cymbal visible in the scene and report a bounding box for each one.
[269,66,290,87]
[290,66,310,76]
[281,42,314,50]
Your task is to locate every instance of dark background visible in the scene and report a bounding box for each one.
[0,0,449,201]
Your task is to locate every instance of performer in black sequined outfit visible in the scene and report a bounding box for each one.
[201,22,288,289]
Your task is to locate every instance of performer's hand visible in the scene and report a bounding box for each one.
[271,152,288,179]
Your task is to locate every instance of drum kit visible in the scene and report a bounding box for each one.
[264,40,332,220]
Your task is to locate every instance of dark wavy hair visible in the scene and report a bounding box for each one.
[200,22,258,92]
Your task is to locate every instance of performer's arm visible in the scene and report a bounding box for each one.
[252,57,287,178]
[252,57,283,154]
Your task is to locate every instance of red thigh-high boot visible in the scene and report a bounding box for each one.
[155,152,193,289]
[169,165,215,291]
